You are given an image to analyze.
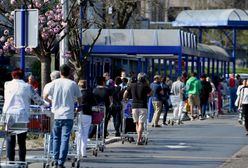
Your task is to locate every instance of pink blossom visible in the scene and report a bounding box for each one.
[61,22,67,27]
[48,15,54,21]
[4,29,9,36]
[10,0,16,5]
[41,33,49,40]
[0,36,6,42]
[3,45,8,51]
[9,16,14,21]
[53,27,60,33]
[0,49,3,55]
[35,2,42,8]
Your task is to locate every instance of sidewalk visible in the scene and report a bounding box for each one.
[218,145,248,168]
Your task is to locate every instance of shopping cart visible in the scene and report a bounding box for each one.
[87,104,106,157]
[121,99,148,145]
[28,105,52,168]
[0,113,30,168]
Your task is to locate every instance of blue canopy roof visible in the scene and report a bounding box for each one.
[172,9,248,28]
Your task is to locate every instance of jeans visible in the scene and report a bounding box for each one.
[53,119,73,166]
[229,88,237,112]
[112,110,122,134]
[201,101,208,117]
[163,103,169,124]
[7,132,27,162]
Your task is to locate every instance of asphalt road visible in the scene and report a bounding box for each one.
[78,115,248,168]
[3,114,248,168]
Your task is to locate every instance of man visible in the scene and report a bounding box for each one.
[186,72,202,120]
[171,76,185,124]
[123,72,152,145]
[44,64,82,168]
[42,70,60,154]
[199,74,212,119]
[92,76,113,138]
[3,68,44,163]
[227,73,239,112]
[150,75,164,127]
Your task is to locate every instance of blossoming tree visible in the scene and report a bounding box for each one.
[0,0,80,89]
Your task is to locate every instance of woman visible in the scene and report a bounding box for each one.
[238,80,248,135]
[2,68,44,163]
[77,80,96,158]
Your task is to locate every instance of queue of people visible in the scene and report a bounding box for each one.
[2,64,248,168]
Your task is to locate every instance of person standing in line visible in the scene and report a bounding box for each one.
[92,77,113,138]
[44,64,82,168]
[227,73,239,113]
[3,68,45,163]
[123,72,152,145]
[236,79,247,107]
[161,77,170,125]
[150,75,164,127]
[77,80,96,158]
[27,74,39,93]
[42,70,60,154]
[186,72,202,120]
[171,76,185,124]
[238,80,248,135]
[206,77,217,117]
[110,76,123,137]
[199,74,212,120]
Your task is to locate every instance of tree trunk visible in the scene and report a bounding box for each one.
[40,55,51,93]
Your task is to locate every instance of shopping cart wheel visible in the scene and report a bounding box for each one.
[128,137,134,143]
[42,163,49,168]
[76,160,80,168]
[99,146,104,152]
[93,149,98,157]
[145,138,148,145]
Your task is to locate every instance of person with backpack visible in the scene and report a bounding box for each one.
[227,73,239,113]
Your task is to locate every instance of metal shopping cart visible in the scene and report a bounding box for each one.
[0,112,33,168]
[121,99,148,145]
[86,104,105,157]
[28,105,52,168]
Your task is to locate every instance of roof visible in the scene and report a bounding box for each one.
[83,29,230,61]
[172,9,248,28]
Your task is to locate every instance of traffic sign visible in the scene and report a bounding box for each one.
[14,9,39,48]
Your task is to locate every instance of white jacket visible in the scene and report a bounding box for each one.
[3,79,44,123]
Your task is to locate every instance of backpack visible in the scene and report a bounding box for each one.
[229,78,235,88]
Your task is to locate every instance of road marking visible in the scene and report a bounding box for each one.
[152,155,233,160]
[165,142,192,149]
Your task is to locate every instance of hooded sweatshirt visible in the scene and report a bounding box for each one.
[186,77,202,95]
